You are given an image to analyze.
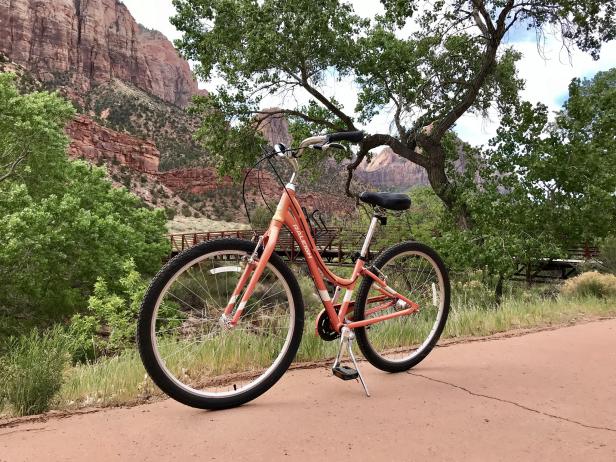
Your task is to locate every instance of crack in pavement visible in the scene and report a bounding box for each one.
[408,372,616,434]
[0,426,50,437]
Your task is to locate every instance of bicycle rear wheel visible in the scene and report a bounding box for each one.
[354,241,450,372]
[137,239,304,409]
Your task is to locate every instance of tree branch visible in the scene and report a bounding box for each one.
[431,0,515,139]
[254,108,339,130]
[472,0,495,34]
[285,63,357,130]
[0,153,27,182]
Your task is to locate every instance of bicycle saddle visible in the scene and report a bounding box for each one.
[359,191,411,211]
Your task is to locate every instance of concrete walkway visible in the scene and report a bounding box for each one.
[1,319,615,461]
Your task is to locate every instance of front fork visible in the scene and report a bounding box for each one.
[221,225,281,326]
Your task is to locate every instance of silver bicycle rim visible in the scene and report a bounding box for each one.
[364,250,446,363]
[150,249,295,398]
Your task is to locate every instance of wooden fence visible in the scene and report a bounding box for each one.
[168,228,600,279]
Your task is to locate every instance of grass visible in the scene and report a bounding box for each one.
[166,216,249,235]
[2,290,616,418]
[444,295,616,338]
[0,327,70,416]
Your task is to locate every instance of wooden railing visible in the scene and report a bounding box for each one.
[169,226,378,265]
[169,229,601,276]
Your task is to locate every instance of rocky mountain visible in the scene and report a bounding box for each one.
[0,0,204,107]
[355,147,429,192]
[256,108,293,146]
[67,112,354,217]
[0,0,359,224]
[355,141,474,192]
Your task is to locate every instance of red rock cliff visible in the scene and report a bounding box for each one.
[0,0,203,107]
[67,115,160,172]
[355,147,429,191]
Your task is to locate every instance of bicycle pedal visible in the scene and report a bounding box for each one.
[332,365,359,381]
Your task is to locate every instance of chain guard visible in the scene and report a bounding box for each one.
[316,309,340,341]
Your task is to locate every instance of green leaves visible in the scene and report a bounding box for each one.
[0,73,75,184]
[173,0,366,173]
[70,260,148,359]
[0,74,170,325]
[447,68,616,277]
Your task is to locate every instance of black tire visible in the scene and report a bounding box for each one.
[137,239,304,410]
[354,241,450,373]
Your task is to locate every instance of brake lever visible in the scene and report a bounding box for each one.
[326,143,347,151]
[310,143,346,152]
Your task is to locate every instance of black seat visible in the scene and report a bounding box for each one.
[359,191,411,211]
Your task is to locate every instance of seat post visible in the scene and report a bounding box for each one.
[360,216,380,259]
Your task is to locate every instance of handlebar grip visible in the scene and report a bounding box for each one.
[326,131,365,143]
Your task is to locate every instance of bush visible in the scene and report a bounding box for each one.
[0,326,70,416]
[67,259,178,362]
[165,206,176,220]
[68,260,147,361]
[600,237,616,274]
[251,206,272,230]
[561,271,616,299]
[451,278,496,309]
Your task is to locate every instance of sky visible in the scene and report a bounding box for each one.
[122,0,616,147]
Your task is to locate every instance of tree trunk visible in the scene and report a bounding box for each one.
[417,137,473,230]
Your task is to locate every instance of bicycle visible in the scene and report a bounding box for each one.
[137,131,451,410]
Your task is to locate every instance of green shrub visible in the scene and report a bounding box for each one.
[561,271,616,299]
[67,259,178,362]
[251,206,272,230]
[68,260,147,360]
[451,278,496,309]
[0,326,70,416]
[181,204,192,217]
[600,237,616,274]
[165,206,176,220]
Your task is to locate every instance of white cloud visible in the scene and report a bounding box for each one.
[454,40,616,146]
[122,0,616,144]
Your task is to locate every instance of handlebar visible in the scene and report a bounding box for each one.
[326,131,365,143]
[295,130,365,158]
[272,130,365,185]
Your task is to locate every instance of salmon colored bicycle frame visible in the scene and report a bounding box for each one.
[222,182,421,334]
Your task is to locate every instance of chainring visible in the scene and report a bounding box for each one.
[315,308,340,341]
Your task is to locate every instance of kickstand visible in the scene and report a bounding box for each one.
[331,326,370,397]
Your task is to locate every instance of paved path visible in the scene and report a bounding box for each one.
[2,319,616,461]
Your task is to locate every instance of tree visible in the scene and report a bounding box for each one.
[0,73,74,183]
[436,68,616,298]
[171,0,614,227]
[0,74,170,326]
[487,68,616,246]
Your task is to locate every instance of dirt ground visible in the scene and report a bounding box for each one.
[1,319,615,461]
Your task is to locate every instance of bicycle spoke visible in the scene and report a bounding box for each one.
[147,247,296,399]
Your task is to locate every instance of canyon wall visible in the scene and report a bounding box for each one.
[66,115,160,172]
[355,147,429,191]
[65,116,353,215]
[0,0,203,107]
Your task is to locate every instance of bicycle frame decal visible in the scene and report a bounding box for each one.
[225,186,420,332]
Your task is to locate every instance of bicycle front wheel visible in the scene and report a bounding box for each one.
[354,241,450,372]
[137,238,304,410]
